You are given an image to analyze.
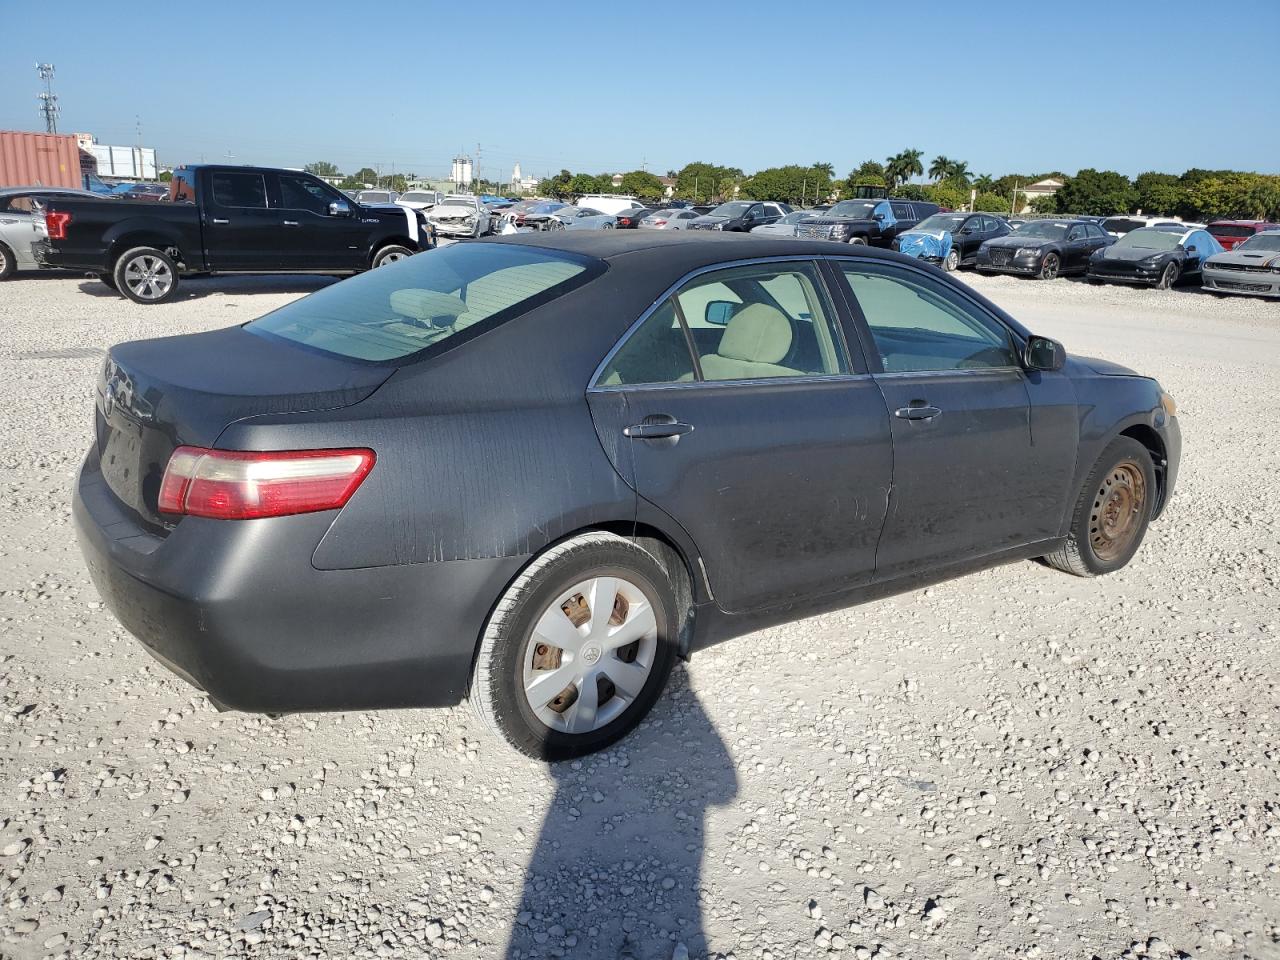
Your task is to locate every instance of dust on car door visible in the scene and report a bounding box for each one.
[586,258,893,613]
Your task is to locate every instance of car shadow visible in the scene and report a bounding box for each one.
[504,668,737,960]
[75,274,340,301]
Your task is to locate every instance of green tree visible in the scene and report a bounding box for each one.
[974,191,1013,213]
[1132,172,1184,216]
[885,149,924,191]
[379,173,408,193]
[972,173,995,193]
[717,175,739,201]
[945,160,971,187]
[1054,169,1136,216]
[675,162,743,202]
[1186,173,1280,220]
[845,159,887,194]
[350,167,378,186]
[304,161,340,178]
[567,173,598,197]
[157,170,172,183]
[541,169,573,199]
[1027,194,1060,215]
[741,164,834,204]
[619,170,665,200]
[928,155,953,182]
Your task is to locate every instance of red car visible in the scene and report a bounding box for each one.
[1207,220,1280,250]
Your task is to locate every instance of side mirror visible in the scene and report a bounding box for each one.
[328,199,352,217]
[1024,335,1065,372]
[705,301,736,326]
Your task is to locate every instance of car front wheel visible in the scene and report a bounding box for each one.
[470,532,678,760]
[372,244,413,268]
[1042,436,1156,577]
[0,242,14,281]
[1039,253,1060,280]
[1155,261,1179,290]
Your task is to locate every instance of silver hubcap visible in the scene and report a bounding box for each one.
[123,255,172,300]
[522,576,658,735]
[377,250,407,266]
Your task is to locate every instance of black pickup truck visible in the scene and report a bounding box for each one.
[795,198,939,247]
[37,165,434,303]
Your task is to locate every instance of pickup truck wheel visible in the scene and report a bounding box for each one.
[0,242,14,281]
[848,236,868,246]
[372,245,413,269]
[1042,436,1155,577]
[114,247,179,304]
[470,532,678,760]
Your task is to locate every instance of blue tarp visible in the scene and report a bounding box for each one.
[874,200,896,232]
[897,229,953,262]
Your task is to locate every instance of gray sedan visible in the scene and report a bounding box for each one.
[639,208,701,230]
[0,187,106,280]
[547,206,617,231]
[1201,229,1280,298]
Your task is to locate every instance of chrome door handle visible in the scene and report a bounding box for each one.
[624,420,694,439]
[283,220,299,226]
[894,404,942,421]
[211,218,230,224]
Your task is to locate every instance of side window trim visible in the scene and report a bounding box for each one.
[823,256,1025,376]
[588,256,866,390]
[668,295,704,382]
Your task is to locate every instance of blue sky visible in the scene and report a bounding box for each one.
[3,0,1277,182]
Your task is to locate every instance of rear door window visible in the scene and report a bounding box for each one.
[210,173,268,209]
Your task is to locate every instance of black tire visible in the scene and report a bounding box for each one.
[0,242,14,281]
[1039,252,1061,281]
[848,235,868,246]
[372,244,414,269]
[1154,261,1179,290]
[470,532,679,761]
[97,273,117,292]
[1042,436,1156,577]
[113,246,180,304]
[943,249,960,272]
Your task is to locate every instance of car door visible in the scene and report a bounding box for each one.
[586,258,894,613]
[954,215,982,260]
[201,170,279,270]
[830,258,1063,579]
[272,172,368,270]
[1064,223,1092,271]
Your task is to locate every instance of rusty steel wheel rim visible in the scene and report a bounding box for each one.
[1090,459,1147,562]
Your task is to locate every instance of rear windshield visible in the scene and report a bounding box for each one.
[248,244,599,362]
[1209,224,1255,239]
[1102,218,1145,234]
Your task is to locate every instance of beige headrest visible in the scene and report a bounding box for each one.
[389,288,469,322]
[717,303,792,364]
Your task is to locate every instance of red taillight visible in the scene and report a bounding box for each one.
[655,219,667,226]
[158,446,375,520]
[45,210,72,240]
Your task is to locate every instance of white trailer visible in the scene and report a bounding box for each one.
[88,144,158,180]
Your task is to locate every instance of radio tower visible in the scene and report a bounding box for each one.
[36,63,59,134]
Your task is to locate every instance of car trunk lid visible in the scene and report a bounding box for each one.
[95,325,392,528]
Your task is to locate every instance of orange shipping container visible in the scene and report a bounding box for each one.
[0,130,88,189]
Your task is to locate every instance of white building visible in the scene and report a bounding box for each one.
[511,162,540,193]
[451,156,473,188]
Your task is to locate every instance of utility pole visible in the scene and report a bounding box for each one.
[475,143,482,191]
[36,63,59,134]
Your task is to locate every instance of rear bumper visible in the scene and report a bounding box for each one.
[74,448,527,714]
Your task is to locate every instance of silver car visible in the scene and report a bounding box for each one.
[638,208,701,230]
[428,195,493,239]
[1,187,106,280]
[749,209,819,238]
[547,206,616,231]
[1201,229,1280,298]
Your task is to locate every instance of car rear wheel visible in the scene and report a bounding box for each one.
[1042,436,1156,577]
[602,222,614,229]
[470,532,678,760]
[372,244,413,268]
[943,250,960,272]
[1039,253,1061,280]
[114,247,179,304]
[1155,261,1179,290]
[548,221,566,232]
[0,242,14,281]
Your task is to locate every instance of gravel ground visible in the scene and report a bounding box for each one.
[0,268,1277,960]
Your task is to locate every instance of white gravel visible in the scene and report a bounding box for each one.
[0,269,1278,960]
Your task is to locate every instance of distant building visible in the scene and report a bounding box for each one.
[610,173,624,188]
[451,156,473,188]
[659,176,676,199]
[509,162,539,193]
[1022,177,1064,201]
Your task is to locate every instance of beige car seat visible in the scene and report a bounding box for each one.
[696,302,800,380]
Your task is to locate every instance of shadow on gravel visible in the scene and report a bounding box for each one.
[506,671,736,960]
[75,275,339,301]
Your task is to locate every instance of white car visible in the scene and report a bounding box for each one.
[428,195,492,239]
[575,195,647,217]
[356,189,399,205]
[639,209,701,230]
[749,209,819,238]
[1100,215,1202,238]
[547,206,616,231]
[396,190,441,211]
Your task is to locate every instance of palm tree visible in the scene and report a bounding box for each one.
[949,160,971,187]
[885,149,924,191]
[973,173,995,193]
[929,155,952,182]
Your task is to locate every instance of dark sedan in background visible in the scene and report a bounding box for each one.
[894,212,1010,271]
[75,233,1179,760]
[977,219,1114,280]
[1087,226,1223,289]
[615,208,657,229]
